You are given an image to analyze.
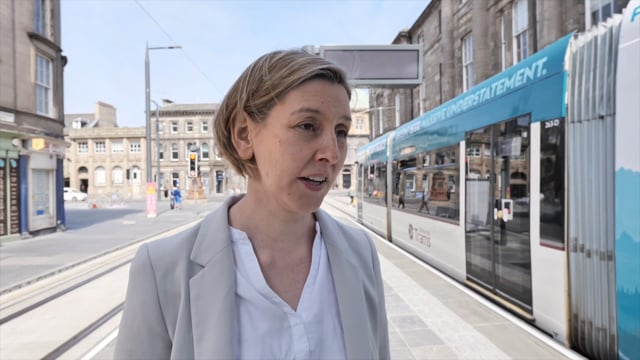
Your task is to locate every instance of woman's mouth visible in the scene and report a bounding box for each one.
[300,176,328,185]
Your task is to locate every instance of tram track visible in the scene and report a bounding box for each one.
[0,218,203,359]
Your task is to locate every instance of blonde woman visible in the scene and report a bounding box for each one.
[115,49,389,359]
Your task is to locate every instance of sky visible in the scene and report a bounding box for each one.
[61,0,431,127]
[61,0,640,269]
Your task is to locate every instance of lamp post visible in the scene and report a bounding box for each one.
[145,43,181,184]
[151,100,162,201]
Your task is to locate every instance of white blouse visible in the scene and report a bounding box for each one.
[230,222,347,360]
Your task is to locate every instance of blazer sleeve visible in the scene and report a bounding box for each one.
[366,230,391,359]
[114,244,172,359]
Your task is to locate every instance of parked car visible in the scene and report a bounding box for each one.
[64,187,87,201]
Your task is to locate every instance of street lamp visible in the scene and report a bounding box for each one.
[145,43,181,185]
[151,100,162,202]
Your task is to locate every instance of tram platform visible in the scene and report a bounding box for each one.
[0,192,587,359]
[322,192,585,360]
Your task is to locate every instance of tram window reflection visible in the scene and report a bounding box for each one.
[393,144,460,222]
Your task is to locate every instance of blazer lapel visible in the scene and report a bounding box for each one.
[189,196,240,359]
[316,210,372,359]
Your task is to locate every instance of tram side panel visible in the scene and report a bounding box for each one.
[378,33,573,347]
[529,121,569,343]
[359,158,389,239]
[389,142,466,282]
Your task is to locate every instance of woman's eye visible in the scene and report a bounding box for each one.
[336,127,349,138]
[299,123,316,132]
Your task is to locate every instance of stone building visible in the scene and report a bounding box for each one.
[0,0,67,240]
[335,89,371,191]
[369,0,630,134]
[150,101,228,197]
[64,102,146,200]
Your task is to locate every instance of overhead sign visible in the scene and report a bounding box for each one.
[319,45,422,87]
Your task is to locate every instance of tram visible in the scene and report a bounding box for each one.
[355,3,639,359]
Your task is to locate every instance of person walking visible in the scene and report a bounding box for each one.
[115,49,390,359]
[418,189,430,213]
[172,185,182,209]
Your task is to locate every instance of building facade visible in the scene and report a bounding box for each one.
[0,0,66,240]
[151,101,228,198]
[334,89,371,191]
[369,0,629,135]
[64,102,146,201]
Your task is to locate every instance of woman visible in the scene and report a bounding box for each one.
[115,49,389,359]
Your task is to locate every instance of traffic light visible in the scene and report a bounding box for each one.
[188,152,198,178]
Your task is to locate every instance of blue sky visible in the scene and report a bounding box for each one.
[61,0,430,127]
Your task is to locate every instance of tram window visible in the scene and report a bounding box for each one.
[363,161,387,206]
[540,119,565,249]
[397,144,460,222]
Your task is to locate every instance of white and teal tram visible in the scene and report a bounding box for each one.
[356,3,639,359]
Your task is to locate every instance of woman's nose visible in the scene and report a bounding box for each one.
[316,132,341,164]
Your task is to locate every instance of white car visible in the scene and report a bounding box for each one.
[64,187,88,201]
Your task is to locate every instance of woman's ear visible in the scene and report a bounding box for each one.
[231,111,254,160]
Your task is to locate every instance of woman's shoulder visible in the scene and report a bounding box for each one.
[316,209,374,252]
[136,223,201,269]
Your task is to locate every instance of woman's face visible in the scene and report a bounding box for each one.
[247,79,351,214]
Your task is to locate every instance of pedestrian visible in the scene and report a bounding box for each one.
[115,49,390,359]
[172,185,182,209]
[418,189,430,213]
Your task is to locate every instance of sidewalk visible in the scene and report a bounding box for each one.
[0,195,226,294]
[322,192,582,359]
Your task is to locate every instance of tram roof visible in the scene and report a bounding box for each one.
[392,32,573,158]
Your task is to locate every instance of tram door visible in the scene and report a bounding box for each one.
[465,116,532,311]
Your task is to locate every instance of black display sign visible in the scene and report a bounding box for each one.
[9,160,19,234]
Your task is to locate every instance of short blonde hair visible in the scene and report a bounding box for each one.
[214,49,351,177]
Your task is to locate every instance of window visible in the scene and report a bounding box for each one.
[171,121,178,134]
[158,121,164,134]
[462,34,474,91]
[112,166,124,185]
[172,172,180,187]
[363,161,387,207]
[95,141,106,154]
[590,0,624,26]
[77,141,88,154]
[95,166,106,186]
[130,166,141,185]
[215,147,222,160]
[201,142,210,160]
[129,142,141,153]
[34,0,48,36]
[393,144,460,222]
[112,141,124,153]
[355,116,364,130]
[513,0,529,63]
[186,120,194,133]
[36,55,52,116]
[171,143,179,160]
[159,143,164,160]
[201,119,209,133]
[540,118,565,249]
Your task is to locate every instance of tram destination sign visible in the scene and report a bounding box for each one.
[319,45,422,87]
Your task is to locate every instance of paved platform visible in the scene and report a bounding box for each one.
[322,193,584,360]
[1,191,586,359]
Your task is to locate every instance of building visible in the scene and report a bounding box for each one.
[151,101,227,197]
[369,0,630,135]
[64,102,146,200]
[0,0,67,240]
[335,89,371,191]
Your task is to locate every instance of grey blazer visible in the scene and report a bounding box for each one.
[115,195,390,359]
